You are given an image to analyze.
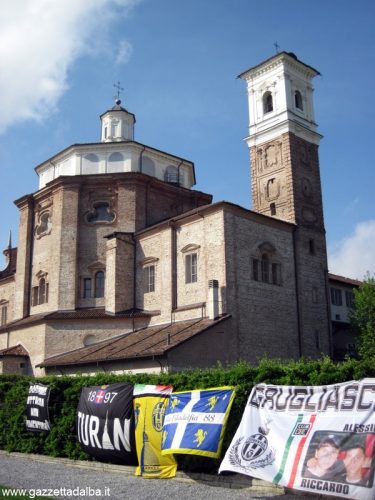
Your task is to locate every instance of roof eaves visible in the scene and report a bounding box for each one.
[238,51,320,80]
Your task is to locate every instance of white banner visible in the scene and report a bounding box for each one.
[219,379,375,499]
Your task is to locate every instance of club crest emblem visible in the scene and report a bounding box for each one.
[241,433,268,460]
[152,402,166,432]
[229,421,275,471]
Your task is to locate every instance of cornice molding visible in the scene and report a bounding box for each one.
[138,257,159,266]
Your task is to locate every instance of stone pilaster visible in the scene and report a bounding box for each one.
[105,233,135,313]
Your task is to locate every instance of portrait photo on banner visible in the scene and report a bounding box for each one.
[302,431,375,488]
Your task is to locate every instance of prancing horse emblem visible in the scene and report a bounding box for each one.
[194,429,207,447]
[207,395,218,411]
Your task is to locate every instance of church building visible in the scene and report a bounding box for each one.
[0,52,333,376]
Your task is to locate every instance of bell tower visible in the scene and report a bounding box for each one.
[239,51,323,227]
[240,52,331,357]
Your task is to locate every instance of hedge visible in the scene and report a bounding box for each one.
[0,356,374,473]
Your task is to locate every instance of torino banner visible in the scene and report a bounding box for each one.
[133,384,177,478]
[77,383,137,464]
[26,383,51,432]
[219,379,375,500]
[161,387,236,458]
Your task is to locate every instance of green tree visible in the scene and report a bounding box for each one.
[350,273,375,359]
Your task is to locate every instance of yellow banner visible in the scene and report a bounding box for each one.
[134,385,177,478]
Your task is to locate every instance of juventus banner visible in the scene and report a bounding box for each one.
[133,384,177,478]
[77,383,137,464]
[161,387,236,458]
[26,383,51,432]
[219,379,375,500]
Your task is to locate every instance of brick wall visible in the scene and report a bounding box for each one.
[224,209,301,362]
[44,318,149,358]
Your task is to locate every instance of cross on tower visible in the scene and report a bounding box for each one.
[274,42,280,54]
[113,81,124,100]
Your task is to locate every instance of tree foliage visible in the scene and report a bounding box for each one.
[350,273,375,360]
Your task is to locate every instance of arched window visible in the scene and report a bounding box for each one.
[164,165,178,184]
[251,243,282,286]
[181,244,200,284]
[32,275,49,306]
[142,157,155,177]
[263,91,273,114]
[95,271,105,298]
[295,90,303,110]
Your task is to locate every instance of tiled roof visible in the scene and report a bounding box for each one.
[39,315,230,368]
[0,312,48,332]
[46,308,155,320]
[328,273,362,287]
[0,344,29,357]
[0,308,155,333]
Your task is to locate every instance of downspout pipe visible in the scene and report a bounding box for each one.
[170,222,177,315]
[132,234,137,317]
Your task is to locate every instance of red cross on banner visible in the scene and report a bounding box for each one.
[95,390,105,404]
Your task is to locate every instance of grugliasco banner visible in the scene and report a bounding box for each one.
[133,384,177,478]
[219,379,375,500]
[77,383,137,464]
[26,383,51,432]
[161,387,236,458]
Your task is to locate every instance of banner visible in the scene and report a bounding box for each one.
[133,384,177,478]
[161,387,236,458]
[219,379,375,500]
[26,383,51,432]
[77,383,137,464]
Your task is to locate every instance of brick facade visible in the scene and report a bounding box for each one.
[0,53,334,375]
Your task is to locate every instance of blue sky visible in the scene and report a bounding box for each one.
[0,0,374,280]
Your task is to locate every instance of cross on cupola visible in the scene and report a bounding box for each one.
[100,81,136,143]
[113,81,124,103]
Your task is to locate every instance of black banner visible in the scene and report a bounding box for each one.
[26,383,51,432]
[77,383,137,464]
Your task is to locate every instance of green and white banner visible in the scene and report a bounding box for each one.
[219,379,375,500]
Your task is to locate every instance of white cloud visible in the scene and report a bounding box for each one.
[114,39,133,65]
[328,220,375,280]
[0,0,140,133]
